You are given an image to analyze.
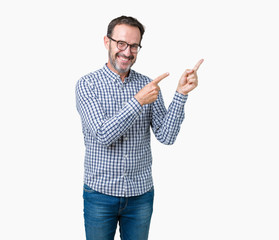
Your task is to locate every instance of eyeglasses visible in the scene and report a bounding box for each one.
[107,36,142,53]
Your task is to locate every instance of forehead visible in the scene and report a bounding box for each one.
[112,24,141,43]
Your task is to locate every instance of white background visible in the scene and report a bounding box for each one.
[1,0,278,239]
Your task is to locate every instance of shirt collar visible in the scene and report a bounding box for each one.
[102,64,135,84]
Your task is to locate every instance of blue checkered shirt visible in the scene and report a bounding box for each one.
[76,64,188,197]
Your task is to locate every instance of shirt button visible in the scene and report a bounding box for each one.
[122,102,127,107]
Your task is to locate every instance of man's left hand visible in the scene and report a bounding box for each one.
[176,59,204,95]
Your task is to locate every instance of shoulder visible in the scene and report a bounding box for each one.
[76,68,105,98]
[78,68,104,85]
[76,68,106,90]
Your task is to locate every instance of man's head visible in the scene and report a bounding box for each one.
[104,16,145,76]
[106,16,145,43]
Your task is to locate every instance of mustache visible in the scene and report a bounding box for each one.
[116,53,134,60]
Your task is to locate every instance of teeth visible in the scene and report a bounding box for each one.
[119,56,129,62]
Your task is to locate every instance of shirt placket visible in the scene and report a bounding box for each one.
[120,81,129,196]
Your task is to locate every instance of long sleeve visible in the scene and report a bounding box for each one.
[151,91,188,145]
[76,78,143,146]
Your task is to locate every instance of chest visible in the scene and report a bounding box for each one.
[95,79,151,119]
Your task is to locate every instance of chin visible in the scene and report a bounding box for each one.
[116,64,132,74]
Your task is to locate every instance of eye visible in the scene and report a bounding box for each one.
[131,44,139,50]
[117,41,127,49]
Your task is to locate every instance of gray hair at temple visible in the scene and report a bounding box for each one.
[107,16,145,43]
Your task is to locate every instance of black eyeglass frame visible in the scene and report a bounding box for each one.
[107,36,142,53]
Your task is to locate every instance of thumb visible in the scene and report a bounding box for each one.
[186,69,194,74]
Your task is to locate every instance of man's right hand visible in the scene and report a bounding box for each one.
[135,72,169,106]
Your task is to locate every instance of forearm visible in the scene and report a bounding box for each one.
[92,98,142,146]
[152,92,187,145]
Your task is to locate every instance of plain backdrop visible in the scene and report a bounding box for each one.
[1,0,278,239]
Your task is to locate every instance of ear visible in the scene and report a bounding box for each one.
[104,36,110,50]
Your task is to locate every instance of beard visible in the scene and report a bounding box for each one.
[108,46,136,74]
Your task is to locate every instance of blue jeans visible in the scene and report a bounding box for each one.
[83,184,154,240]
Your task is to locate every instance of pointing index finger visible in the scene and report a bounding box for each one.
[152,72,169,84]
[193,59,204,71]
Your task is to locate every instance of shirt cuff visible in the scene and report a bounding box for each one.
[128,97,143,116]
[173,91,188,105]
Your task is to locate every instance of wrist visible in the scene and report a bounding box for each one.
[134,95,144,106]
[176,88,188,96]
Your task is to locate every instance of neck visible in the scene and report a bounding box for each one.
[119,73,128,82]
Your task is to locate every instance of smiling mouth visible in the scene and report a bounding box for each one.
[118,56,130,62]
[117,54,134,63]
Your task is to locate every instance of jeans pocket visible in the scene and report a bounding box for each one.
[83,184,96,193]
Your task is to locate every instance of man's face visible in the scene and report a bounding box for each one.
[105,24,141,75]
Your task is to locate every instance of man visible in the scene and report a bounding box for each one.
[76,16,203,240]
